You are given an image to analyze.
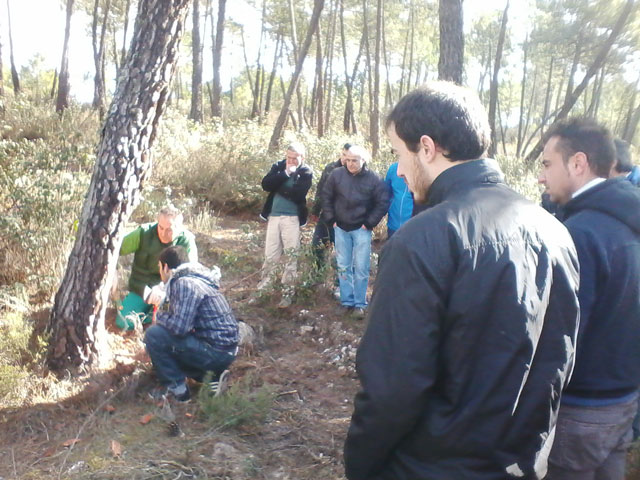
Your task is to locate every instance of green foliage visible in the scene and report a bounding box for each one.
[198,373,276,430]
[496,153,542,202]
[0,99,96,292]
[0,304,46,406]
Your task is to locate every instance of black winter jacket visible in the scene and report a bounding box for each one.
[321,164,389,231]
[344,159,580,480]
[259,159,312,226]
[311,159,343,216]
[561,177,640,400]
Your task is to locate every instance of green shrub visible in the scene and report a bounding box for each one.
[198,374,275,430]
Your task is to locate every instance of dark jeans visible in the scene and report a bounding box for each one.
[547,396,637,479]
[312,219,335,267]
[144,325,235,386]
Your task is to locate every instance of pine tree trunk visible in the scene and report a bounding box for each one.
[268,0,325,151]
[46,0,191,371]
[190,0,203,122]
[211,0,226,117]
[92,0,111,119]
[370,0,382,157]
[438,0,464,84]
[6,0,20,94]
[488,1,508,158]
[56,0,74,114]
[525,0,636,163]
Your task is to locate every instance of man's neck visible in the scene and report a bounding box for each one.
[571,175,606,199]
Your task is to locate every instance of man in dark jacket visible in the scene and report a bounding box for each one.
[322,145,389,318]
[309,143,350,271]
[257,142,312,308]
[539,118,640,479]
[344,82,580,480]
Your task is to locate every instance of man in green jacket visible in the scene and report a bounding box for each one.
[116,206,198,330]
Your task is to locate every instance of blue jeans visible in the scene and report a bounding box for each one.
[144,325,235,386]
[547,396,637,479]
[335,226,372,308]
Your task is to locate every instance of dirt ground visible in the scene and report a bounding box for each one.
[3,215,640,479]
[0,216,370,480]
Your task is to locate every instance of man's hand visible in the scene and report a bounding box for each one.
[309,214,319,223]
[285,164,298,175]
[145,284,165,306]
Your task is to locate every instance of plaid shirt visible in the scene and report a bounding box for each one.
[156,264,238,348]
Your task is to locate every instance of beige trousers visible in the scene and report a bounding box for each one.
[258,215,300,290]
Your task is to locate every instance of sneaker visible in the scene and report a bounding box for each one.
[338,305,354,315]
[333,287,341,300]
[209,370,230,397]
[149,384,191,403]
[278,296,293,308]
[351,308,366,320]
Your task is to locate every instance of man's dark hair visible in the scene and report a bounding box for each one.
[614,138,632,174]
[343,143,352,150]
[543,117,615,178]
[385,82,491,161]
[159,246,188,270]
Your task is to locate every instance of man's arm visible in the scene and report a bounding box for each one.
[565,224,600,332]
[119,226,142,255]
[156,278,201,336]
[276,169,313,204]
[181,231,198,262]
[344,234,443,480]
[321,170,338,225]
[312,164,332,216]
[261,161,289,192]
[364,177,391,229]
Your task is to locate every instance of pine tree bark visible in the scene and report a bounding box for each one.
[438,0,464,84]
[46,0,191,371]
[190,0,203,122]
[268,0,325,151]
[56,0,74,114]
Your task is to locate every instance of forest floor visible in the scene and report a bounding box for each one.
[0,215,370,480]
[3,215,640,479]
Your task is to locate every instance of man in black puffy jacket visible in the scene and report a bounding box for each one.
[321,145,389,318]
[540,118,640,479]
[343,82,580,480]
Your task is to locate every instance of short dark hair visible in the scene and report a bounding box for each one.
[543,118,615,178]
[385,82,491,161]
[614,138,632,174]
[158,246,188,270]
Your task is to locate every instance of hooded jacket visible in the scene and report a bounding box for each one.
[157,263,238,349]
[260,158,313,226]
[561,177,640,401]
[344,159,580,480]
[321,164,390,231]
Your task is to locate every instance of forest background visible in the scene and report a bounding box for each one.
[0,0,640,477]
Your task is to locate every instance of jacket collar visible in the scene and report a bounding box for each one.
[426,159,505,207]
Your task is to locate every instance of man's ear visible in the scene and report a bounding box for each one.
[419,135,437,163]
[570,151,589,176]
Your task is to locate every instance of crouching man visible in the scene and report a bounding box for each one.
[144,246,239,401]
